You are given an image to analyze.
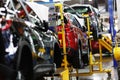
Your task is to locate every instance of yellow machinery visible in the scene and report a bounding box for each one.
[45,3,120,80]
[19,0,120,80]
[87,16,112,75]
[48,5,120,80]
[74,15,120,78]
[68,16,112,79]
[54,3,69,80]
[31,1,120,80]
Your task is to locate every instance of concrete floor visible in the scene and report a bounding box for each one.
[77,55,119,80]
[44,55,119,80]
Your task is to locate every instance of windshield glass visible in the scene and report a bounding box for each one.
[65,6,91,14]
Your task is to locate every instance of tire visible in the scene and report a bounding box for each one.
[91,20,99,40]
[16,40,33,80]
[78,40,89,67]
[77,40,84,68]
[53,43,62,68]
[92,25,99,40]
[92,29,98,40]
[72,40,83,69]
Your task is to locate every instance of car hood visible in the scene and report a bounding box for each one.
[25,2,49,22]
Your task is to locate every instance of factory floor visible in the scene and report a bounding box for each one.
[45,54,119,80]
[77,55,118,80]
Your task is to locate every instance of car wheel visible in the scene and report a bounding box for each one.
[92,25,99,40]
[16,40,33,80]
[53,43,62,68]
[78,40,84,68]
[73,40,84,69]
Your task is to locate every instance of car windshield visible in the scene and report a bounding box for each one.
[65,6,91,14]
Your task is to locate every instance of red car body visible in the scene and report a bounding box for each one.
[55,13,87,68]
[56,22,78,51]
[56,15,86,53]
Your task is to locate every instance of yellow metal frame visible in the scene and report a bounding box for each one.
[27,0,120,79]
[46,5,116,79]
[31,2,120,79]
[88,16,112,74]
[71,16,112,77]
[54,3,69,80]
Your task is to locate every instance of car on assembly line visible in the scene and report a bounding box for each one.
[64,4,101,40]
[64,4,111,54]
[64,13,89,66]
[55,12,89,68]
[0,0,62,80]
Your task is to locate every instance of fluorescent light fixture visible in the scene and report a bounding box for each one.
[89,0,92,1]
